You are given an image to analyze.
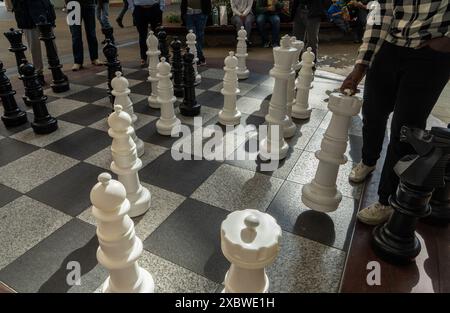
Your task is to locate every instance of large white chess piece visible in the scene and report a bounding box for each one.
[236,26,249,80]
[186,30,201,85]
[108,105,151,217]
[221,209,282,293]
[156,58,181,136]
[91,172,154,293]
[218,51,241,126]
[292,37,304,73]
[146,31,161,109]
[302,91,362,212]
[259,35,296,161]
[111,72,144,157]
[292,47,315,120]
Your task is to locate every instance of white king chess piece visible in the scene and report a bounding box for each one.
[146,31,161,109]
[155,57,181,136]
[111,72,145,157]
[91,173,155,293]
[218,51,241,126]
[292,47,315,120]
[186,29,201,85]
[302,90,362,212]
[221,209,282,293]
[108,105,151,217]
[236,26,249,80]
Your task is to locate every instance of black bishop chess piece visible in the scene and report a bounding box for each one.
[103,39,122,106]
[101,26,115,45]
[4,28,28,71]
[170,37,184,98]
[0,61,28,127]
[36,15,70,93]
[372,126,450,265]
[179,48,200,117]
[157,27,170,62]
[19,60,58,134]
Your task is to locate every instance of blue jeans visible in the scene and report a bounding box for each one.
[185,13,208,61]
[69,5,99,64]
[256,13,280,45]
[96,2,111,29]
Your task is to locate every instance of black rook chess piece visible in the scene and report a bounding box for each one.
[103,39,122,106]
[4,28,28,71]
[157,27,170,62]
[179,48,200,116]
[170,37,184,98]
[19,60,58,134]
[372,126,450,264]
[36,15,70,93]
[0,61,28,127]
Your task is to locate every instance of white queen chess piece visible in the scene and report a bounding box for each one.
[292,47,315,120]
[218,51,241,126]
[236,26,249,80]
[186,30,201,85]
[111,72,145,157]
[108,105,151,217]
[146,31,161,109]
[91,172,155,293]
[291,37,304,73]
[302,91,362,212]
[221,209,282,293]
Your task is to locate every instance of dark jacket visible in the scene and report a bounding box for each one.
[64,0,97,7]
[12,0,56,29]
[292,0,327,18]
[181,0,212,16]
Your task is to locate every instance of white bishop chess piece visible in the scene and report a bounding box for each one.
[91,172,155,293]
[302,90,362,212]
[218,51,241,126]
[146,31,161,109]
[108,105,151,217]
[111,72,145,157]
[156,57,181,136]
[186,30,201,85]
[292,47,315,120]
[221,209,282,293]
[236,26,249,80]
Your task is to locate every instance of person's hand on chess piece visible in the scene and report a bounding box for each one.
[340,63,367,95]
[418,36,450,53]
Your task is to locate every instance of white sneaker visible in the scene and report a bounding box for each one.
[357,202,394,226]
[349,162,376,183]
[72,64,83,71]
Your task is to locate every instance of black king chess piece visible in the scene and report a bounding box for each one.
[170,37,184,98]
[157,27,170,62]
[19,60,58,134]
[4,28,28,71]
[36,15,70,93]
[179,48,200,116]
[103,39,122,106]
[372,126,450,264]
[0,61,28,127]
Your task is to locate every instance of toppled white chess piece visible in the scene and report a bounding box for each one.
[186,30,201,85]
[146,31,161,109]
[219,51,241,126]
[236,26,249,80]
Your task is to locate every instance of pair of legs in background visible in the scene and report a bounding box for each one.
[231,13,255,43]
[133,4,163,63]
[23,28,45,83]
[292,8,320,64]
[256,13,280,47]
[184,13,208,64]
[117,0,135,28]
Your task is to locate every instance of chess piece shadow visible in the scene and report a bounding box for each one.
[203,247,230,285]
[294,211,336,247]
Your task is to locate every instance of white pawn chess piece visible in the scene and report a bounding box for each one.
[146,31,161,109]
[236,26,249,80]
[292,47,315,120]
[155,58,181,136]
[221,209,282,293]
[302,91,362,212]
[91,172,155,293]
[218,51,241,126]
[108,105,151,217]
[259,35,296,161]
[111,72,145,157]
[186,30,201,85]
[283,38,300,139]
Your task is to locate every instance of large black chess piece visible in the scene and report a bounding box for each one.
[157,27,170,62]
[103,39,122,106]
[4,28,28,71]
[101,27,115,45]
[36,15,70,93]
[0,61,28,127]
[170,37,184,98]
[19,60,58,134]
[179,48,200,116]
[372,126,450,264]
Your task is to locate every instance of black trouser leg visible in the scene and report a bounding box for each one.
[133,6,150,61]
[117,0,128,21]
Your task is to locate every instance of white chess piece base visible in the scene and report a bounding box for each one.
[222,267,269,293]
[219,110,241,126]
[102,267,155,293]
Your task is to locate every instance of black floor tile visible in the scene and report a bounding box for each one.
[130,81,151,95]
[135,120,191,148]
[0,113,33,137]
[71,75,107,87]
[133,99,160,117]
[196,91,224,109]
[66,87,108,103]
[58,104,111,126]
[240,72,268,85]
[0,184,22,208]
[126,70,151,81]
[197,77,221,90]
[244,84,273,100]
[0,137,39,167]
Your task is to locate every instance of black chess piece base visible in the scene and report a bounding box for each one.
[32,117,58,134]
[1,111,28,128]
[51,80,70,93]
[179,104,201,117]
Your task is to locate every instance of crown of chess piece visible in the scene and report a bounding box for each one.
[19,60,58,134]
[4,28,28,71]
[157,27,170,62]
[236,26,249,80]
[292,47,314,120]
[111,71,145,157]
[0,61,28,127]
[146,31,161,109]
[179,49,201,117]
[103,39,122,106]
[170,36,184,99]
[283,38,299,139]
[373,126,450,264]
[36,15,70,93]
[101,26,115,45]
[186,29,201,85]
[221,209,282,293]
[90,173,155,293]
[219,51,241,126]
